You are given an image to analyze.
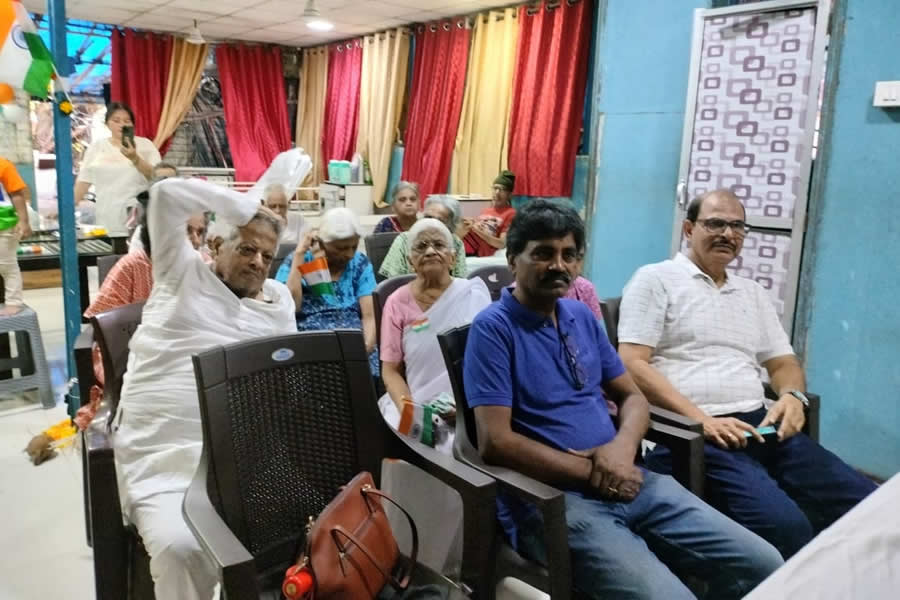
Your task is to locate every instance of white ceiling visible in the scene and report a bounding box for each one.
[22,0,515,45]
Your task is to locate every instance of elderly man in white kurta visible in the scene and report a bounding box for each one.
[113,178,296,600]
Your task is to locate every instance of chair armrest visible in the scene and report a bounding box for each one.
[392,434,498,600]
[453,451,571,600]
[645,421,705,497]
[649,405,702,433]
[804,392,820,442]
[73,325,95,405]
[183,458,259,600]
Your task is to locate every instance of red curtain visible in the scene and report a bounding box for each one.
[217,44,292,182]
[321,40,363,179]
[402,21,471,200]
[109,29,173,142]
[508,0,593,197]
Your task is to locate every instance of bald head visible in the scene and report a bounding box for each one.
[686,189,746,223]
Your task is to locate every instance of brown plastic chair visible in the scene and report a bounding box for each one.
[73,325,95,548]
[373,274,415,348]
[438,324,705,599]
[96,254,124,287]
[184,329,497,598]
[602,296,820,441]
[365,232,401,283]
[467,265,514,302]
[90,300,145,416]
[85,301,153,600]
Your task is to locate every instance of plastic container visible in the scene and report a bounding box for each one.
[327,160,339,182]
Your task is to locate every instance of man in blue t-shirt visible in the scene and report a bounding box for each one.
[464,200,783,599]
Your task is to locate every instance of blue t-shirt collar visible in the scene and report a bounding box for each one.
[500,287,576,329]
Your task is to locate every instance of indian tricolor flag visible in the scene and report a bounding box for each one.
[299,257,334,296]
[0,0,55,98]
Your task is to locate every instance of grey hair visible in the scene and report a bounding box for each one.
[223,210,284,248]
[263,182,289,203]
[391,181,420,202]
[408,218,454,255]
[319,207,363,243]
[423,195,461,230]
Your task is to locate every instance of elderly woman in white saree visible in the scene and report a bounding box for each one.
[378,218,491,451]
[377,218,490,578]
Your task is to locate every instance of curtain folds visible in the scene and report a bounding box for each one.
[402,20,471,201]
[110,29,173,142]
[296,46,329,190]
[357,28,410,208]
[216,44,292,182]
[322,40,363,168]
[451,8,520,196]
[508,0,593,197]
[154,39,209,150]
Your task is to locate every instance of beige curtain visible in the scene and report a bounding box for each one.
[451,8,520,196]
[296,46,329,195]
[153,39,209,149]
[357,28,410,208]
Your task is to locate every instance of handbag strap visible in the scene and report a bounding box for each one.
[361,487,419,574]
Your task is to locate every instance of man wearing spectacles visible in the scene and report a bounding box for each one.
[464,199,782,599]
[619,188,876,560]
[113,178,297,600]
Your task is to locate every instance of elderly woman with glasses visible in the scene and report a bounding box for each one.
[379,195,468,279]
[374,181,420,234]
[378,218,490,452]
[276,207,378,374]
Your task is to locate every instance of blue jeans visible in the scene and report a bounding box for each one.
[516,471,783,599]
[645,407,877,559]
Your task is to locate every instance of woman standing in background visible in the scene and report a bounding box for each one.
[74,102,160,234]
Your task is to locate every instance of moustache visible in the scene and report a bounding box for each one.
[712,239,736,251]
[541,272,572,286]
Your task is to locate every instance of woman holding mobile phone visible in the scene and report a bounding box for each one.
[75,102,161,234]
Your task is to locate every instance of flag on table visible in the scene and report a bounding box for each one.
[299,256,334,296]
[0,0,55,98]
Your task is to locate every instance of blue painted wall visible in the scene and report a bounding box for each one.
[795,0,900,479]
[586,0,708,297]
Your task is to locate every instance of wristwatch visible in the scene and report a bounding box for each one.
[785,389,810,407]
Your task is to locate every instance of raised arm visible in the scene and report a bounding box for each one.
[149,178,259,281]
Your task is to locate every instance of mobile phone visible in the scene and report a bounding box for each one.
[121,125,135,147]
[743,425,778,438]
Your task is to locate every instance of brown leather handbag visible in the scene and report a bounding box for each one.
[283,471,419,600]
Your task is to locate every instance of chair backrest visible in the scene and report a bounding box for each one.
[191,330,396,573]
[97,254,124,286]
[90,301,145,411]
[467,265,514,302]
[269,242,296,279]
[373,274,415,348]
[599,296,622,349]
[365,232,400,283]
[437,325,484,467]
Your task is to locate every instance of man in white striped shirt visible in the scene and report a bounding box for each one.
[618,189,876,559]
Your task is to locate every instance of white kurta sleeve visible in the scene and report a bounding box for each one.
[137,137,161,168]
[149,178,259,282]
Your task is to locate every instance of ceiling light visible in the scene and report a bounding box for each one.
[303,0,335,32]
[186,20,206,45]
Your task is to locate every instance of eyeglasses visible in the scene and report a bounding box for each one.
[696,218,751,236]
[236,243,274,264]
[561,331,586,391]
[411,239,450,254]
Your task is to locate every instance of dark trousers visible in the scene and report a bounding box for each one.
[645,407,877,559]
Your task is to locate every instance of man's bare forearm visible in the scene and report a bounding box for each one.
[481,429,591,489]
[623,355,708,422]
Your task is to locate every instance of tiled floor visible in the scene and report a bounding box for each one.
[0,284,95,600]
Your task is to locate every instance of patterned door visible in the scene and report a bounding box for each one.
[671,0,829,334]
